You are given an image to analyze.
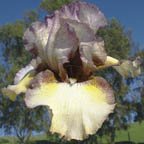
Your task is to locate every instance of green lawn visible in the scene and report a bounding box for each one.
[0,121,144,144]
[0,136,16,144]
[115,121,144,143]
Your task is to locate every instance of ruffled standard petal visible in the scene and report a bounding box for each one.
[23,20,53,59]
[79,40,107,76]
[66,20,96,42]
[45,14,79,81]
[23,1,109,82]
[59,3,80,22]
[77,2,107,32]
[25,70,115,140]
[59,1,107,32]
[61,20,107,78]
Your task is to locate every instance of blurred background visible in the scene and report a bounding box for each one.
[0,0,144,144]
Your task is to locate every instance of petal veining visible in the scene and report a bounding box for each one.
[25,73,115,140]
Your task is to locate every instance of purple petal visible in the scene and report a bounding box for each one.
[23,2,108,81]
[23,20,53,59]
[45,13,79,80]
[77,2,107,32]
[79,39,107,76]
[59,2,107,32]
[66,20,96,42]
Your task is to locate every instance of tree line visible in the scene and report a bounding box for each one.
[0,0,144,144]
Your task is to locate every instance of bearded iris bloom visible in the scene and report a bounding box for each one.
[2,1,141,141]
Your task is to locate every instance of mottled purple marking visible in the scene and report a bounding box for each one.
[29,26,35,33]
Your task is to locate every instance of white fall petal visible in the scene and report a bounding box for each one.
[2,1,141,141]
[25,71,115,140]
[2,72,34,101]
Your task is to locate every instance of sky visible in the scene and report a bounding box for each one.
[0,0,144,49]
[0,0,143,135]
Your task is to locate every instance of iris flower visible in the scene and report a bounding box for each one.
[2,2,141,140]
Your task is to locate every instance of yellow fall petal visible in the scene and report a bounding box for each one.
[2,72,34,101]
[96,56,120,70]
[25,74,115,140]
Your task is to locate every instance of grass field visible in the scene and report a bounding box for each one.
[115,121,144,143]
[0,121,144,144]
